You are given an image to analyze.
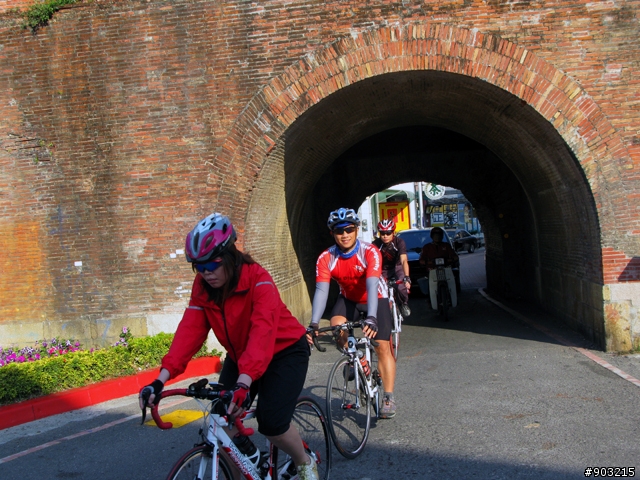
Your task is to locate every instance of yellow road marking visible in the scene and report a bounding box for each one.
[145,409,205,428]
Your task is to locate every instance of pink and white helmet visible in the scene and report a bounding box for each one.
[185,213,236,263]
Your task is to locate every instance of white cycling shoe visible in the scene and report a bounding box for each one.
[296,454,319,480]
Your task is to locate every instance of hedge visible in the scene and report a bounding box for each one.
[0,332,220,405]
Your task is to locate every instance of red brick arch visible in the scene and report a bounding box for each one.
[216,21,640,351]
[216,21,629,256]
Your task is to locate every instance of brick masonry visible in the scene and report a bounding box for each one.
[0,0,638,351]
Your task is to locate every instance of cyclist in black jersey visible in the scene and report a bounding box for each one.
[372,219,411,317]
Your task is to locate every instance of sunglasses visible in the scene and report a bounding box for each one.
[194,260,223,273]
[379,231,393,236]
[333,226,356,235]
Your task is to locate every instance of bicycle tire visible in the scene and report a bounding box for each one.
[368,347,382,418]
[390,302,400,360]
[276,396,331,480]
[326,356,371,459]
[166,444,233,480]
[439,283,449,321]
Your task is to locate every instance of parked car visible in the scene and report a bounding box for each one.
[446,229,480,253]
[396,228,461,294]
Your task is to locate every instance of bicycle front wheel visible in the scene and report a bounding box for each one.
[166,444,233,480]
[277,396,331,480]
[390,303,400,360]
[326,356,371,459]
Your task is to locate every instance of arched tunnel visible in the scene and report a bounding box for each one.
[245,70,603,347]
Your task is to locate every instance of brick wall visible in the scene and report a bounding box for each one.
[0,0,638,350]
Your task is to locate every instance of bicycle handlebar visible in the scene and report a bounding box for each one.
[307,320,379,350]
[146,381,254,436]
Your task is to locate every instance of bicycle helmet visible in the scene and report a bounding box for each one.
[185,213,236,263]
[430,226,444,239]
[377,219,396,233]
[327,208,360,230]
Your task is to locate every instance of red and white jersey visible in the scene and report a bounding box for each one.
[315,241,386,303]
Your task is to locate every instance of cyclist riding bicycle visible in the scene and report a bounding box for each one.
[307,207,398,419]
[139,213,319,480]
[419,226,459,310]
[372,218,412,317]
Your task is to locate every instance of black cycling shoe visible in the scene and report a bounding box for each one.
[400,303,411,317]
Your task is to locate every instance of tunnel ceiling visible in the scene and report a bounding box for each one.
[284,70,590,213]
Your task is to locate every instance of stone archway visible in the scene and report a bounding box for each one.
[216,21,634,350]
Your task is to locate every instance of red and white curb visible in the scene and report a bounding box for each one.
[0,356,221,430]
[479,288,640,389]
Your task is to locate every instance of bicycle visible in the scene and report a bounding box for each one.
[143,378,331,480]
[385,277,404,360]
[310,320,382,459]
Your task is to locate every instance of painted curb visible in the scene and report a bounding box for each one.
[0,356,222,430]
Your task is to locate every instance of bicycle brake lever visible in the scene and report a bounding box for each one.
[139,387,152,425]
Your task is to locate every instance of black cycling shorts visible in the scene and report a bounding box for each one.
[330,295,392,342]
[218,334,310,437]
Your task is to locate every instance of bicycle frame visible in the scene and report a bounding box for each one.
[319,321,381,415]
[150,385,296,480]
[386,278,403,333]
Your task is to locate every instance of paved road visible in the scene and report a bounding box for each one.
[1,248,639,479]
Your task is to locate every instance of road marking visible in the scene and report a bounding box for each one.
[479,288,640,390]
[0,397,191,465]
[144,409,205,428]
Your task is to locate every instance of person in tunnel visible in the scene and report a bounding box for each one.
[372,218,412,317]
[419,226,459,310]
[308,207,398,419]
[139,213,319,480]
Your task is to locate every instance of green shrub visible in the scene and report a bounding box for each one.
[23,0,80,31]
[0,333,221,405]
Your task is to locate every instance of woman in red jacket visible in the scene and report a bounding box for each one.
[139,213,318,480]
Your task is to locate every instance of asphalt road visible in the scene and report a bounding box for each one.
[1,248,639,479]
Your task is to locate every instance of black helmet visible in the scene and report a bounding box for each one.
[430,227,444,239]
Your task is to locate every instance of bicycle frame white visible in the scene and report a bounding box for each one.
[387,283,402,334]
[344,333,380,414]
[194,398,294,480]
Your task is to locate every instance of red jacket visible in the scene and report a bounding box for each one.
[161,262,306,381]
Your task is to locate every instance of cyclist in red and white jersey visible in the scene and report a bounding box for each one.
[308,207,398,419]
